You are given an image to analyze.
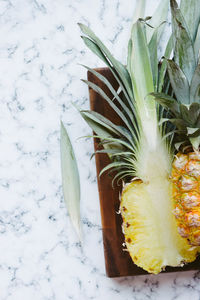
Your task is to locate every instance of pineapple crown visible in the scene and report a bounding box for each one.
[78,0,172,184]
[152,0,200,151]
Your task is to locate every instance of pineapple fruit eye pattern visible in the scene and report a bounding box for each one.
[78,0,200,274]
[172,153,200,246]
[120,177,197,274]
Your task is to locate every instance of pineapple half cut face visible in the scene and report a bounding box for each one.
[172,152,200,246]
[120,179,198,274]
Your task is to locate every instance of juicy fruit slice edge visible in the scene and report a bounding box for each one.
[120,180,198,274]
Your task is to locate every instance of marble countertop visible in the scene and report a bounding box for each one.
[1,0,200,299]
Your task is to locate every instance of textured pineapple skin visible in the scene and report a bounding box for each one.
[120,180,198,274]
[172,152,200,246]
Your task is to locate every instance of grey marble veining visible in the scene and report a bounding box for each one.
[0,0,200,299]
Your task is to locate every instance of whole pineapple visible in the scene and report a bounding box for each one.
[152,0,200,246]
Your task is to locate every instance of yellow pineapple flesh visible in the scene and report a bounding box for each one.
[120,180,198,274]
[172,152,200,246]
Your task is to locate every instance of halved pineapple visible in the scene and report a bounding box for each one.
[120,180,197,274]
[79,0,200,274]
[152,0,200,248]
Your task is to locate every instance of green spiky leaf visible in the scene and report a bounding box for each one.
[80,111,112,140]
[150,92,180,117]
[132,0,147,25]
[189,103,200,126]
[187,127,200,137]
[82,79,138,143]
[166,59,190,104]
[99,161,134,177]
[80,110,136,147]
[194,24,200,61]
[146,0,169,44]
[130,21,155,116]
[78,23,133,99]
[170,0,196,83]
[82,65,135,120]
[81,36,109,66]
[60,122,81,240]
[180,104,192,123]
[180,0,200,43]
[169,118,187,130]
[158,36,173,92]
[190,64,200,102]
[148,27,159,90]
[187,128,200,150]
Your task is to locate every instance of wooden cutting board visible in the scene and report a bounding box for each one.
[88,67,200,277]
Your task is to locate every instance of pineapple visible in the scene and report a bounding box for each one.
[120,180,197,274]
[152,0,200,247]
[78,0,199,274]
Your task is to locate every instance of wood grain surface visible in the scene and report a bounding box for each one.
[88,67,200,277]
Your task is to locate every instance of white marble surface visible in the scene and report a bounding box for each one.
[1,0,200,299]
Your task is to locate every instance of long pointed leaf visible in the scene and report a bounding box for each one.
[79,111,126,156]
[170,0,196,83]
[148,27,158,90]
[180,104,196,125]
[94,149,133,157]
[81,110,120,136]
[92,135,135,152]
[99,161,134,177]
[82,79,138,144]
[194,24,200,61]
[189,103,200,126]
[150,92,180,117]
[158,35,173,92]
[60,122,81,240]
[112,170,136,186]
[180,0,200,43]
[80,112,111,139]
[190,64,200,102]
[187,128,200,149]
[129,20,162,152]
[81,36,132,103]
[81,36,110,66]
[166,59,190,104]
[146,0,169,44]
[82,65,136,120]
[81,110,137,147]
[78,23,133,99]
[189,136,200,150]
[130,21,154,113]
[132,0,146,25]
[187,127,200,138]
[127,39,132,74]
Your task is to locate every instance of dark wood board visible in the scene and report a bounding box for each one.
[88,67,200,278]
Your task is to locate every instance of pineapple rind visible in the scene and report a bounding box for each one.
[172,152,200,246]
[121,180,198,274]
